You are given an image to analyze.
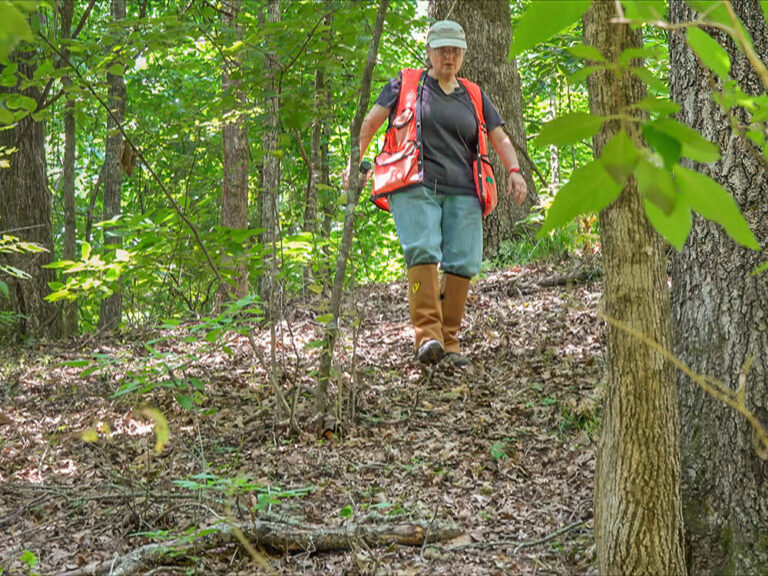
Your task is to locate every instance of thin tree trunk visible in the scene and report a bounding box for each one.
[584,2,686,574]
[670,1,768,573]
[548,95,561,188]
[316,0,390,419]
[0,53,61,340]
[219,0,250,303]
[98,0,126,331]
[429,0,537,258]
[259,0,281,321]
[304,64,325,234]
[60,0,78,336]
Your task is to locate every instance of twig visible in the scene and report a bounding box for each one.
[0,224,46,236]
[440,520,586,553]
[513,520,586,554]
[247,332,299,434]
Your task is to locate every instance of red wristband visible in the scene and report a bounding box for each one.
[509,167,521,175]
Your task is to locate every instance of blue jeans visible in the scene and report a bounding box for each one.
[389,185,483,278]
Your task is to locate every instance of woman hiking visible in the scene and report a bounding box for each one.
[349,20,528,366]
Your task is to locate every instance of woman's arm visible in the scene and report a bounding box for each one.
[359,104,390,160]
[489,126,528,206]
[344,104,390,187]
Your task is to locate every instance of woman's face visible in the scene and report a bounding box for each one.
[428,46,465,77]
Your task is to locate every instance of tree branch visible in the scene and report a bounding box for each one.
[55,518,463,576]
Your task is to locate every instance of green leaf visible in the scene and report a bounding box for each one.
[746,130,765,146]
[763,2,768,27]
[538,161,622,237]
[752,259,768,276]
[619,46,662,66]
[688,1,736,28]
[533,113,606,147]
[649,118,721,163]
[634,157,678,214]
[81,428,99,443]
[0,2,33,63]
[60,359,91,368]
[315,313,334,324]
[139,407,170,454]
[688,0,751,45]
[0,279,7,299]
[105,267,119,282]
[687,27,730,80]
[510,0,594,57]
[43,260,75,269]
[623,0,666,21]
[642,123,682,170]
[633,96,681,115]
[674,165,760,249]
[0,107,12,124]
[107,63,125,76]
[644,197,692,250]
[567,43,605,62]
[630,67,667,92]
[567,65,602,85]
[176,394,196,411]
[599,129,640,185]
[339,505,353,519]
[80,366,99,378]
[5,93,36,112]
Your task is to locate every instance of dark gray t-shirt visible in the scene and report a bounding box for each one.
[375,72,505,195]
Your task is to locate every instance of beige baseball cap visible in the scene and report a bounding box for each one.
[427,20,467,49]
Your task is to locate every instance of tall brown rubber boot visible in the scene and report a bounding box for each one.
[407,264,444,364]
[441,273,471,365]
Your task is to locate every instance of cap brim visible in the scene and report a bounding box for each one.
[429,39,467,49]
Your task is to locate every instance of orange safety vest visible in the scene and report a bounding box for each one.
[371,68,498,216]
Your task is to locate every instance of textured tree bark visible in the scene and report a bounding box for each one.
[98,0,126,331]
[60,0,78,336]
[585,2,686,575]
[429,0,536,258]
[219,0,250,303]
[670,1,768,573]
[259,0,281,319]
[0,53,61,340]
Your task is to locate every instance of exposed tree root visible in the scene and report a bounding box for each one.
[56,519,464,576]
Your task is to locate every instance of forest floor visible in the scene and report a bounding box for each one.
[0,264,605,576]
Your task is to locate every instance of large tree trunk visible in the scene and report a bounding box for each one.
[0,55,61,340]
[670,1,768,573]
[60,0,78,336]
[219,0,250,303]
[584,2,686,575]
[429,0,536,258]
[258,0,281,318]
[98,0,126,331]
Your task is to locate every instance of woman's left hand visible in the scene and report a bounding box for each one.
[507,171,528,206]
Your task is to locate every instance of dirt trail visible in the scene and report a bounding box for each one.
[0,266,603,575]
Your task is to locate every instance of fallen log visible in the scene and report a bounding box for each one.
[56,518,464,576]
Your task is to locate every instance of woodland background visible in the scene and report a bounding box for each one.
[2,0,768,575]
